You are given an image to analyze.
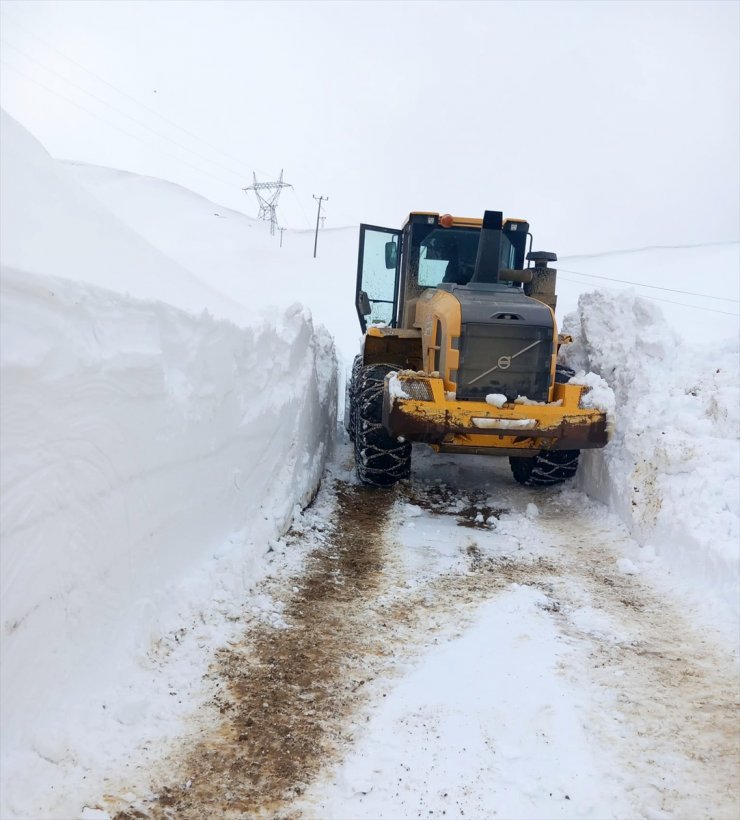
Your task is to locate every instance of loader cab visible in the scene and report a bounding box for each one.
[355,212,531,332]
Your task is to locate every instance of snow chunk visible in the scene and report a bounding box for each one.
[569,370,616,416]
[485,393,507,408]
[387,371,410,401]
[616,558,640,575]
[525,503,540,519]
[514,395,563,407]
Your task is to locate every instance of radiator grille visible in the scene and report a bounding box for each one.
[456,323,552,402]
[398,378,434,401]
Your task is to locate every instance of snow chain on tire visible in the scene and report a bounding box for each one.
[346,354,363,442]
[509,363,580,487]
[354,363,411,487]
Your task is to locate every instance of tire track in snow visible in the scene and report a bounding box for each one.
[110,480,400,818]
[532,511,740,818]
[107,453,738,819]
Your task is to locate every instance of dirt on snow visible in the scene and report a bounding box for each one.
[107,474,739,820]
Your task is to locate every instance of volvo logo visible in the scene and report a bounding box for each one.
[467,339,543,385]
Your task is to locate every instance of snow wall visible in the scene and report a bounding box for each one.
[0,110,337,757]
[562,292,739,621]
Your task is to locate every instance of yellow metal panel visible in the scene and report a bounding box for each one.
[413,289,462,390]
[385,375,607,451]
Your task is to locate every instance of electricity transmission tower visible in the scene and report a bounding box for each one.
[243,170,292,235]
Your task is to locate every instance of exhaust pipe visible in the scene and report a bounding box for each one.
[470,210,503,284]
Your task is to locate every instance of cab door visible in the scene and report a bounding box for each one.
[355,224,401,332]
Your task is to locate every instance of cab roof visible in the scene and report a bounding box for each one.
[403,211,528,229]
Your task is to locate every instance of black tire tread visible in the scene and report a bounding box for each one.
[555,364,576,383]
[508,363,580,487]
[509,449,580,487]
[353,364,411,487]
[346,354,363,442]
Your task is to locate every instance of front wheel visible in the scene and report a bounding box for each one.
[509,449,580,487]
[345,354,363,442]
[509,363,581,486]
[353,364,411,487]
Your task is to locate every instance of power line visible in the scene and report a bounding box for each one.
[1,12,258,176]
[290,188,313,229]
[1,38,248,184]
[561,240,739,260]
[0,59,239,190]
[558,265,739,303]
[1,18,328,227]
[558,275,740,318]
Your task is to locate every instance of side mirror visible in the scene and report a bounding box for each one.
[385,241,398,269]
[358,290,371,316]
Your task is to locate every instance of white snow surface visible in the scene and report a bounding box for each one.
[568,370,616,417]
[561,290,739,623]
[1,109,739,819]
[0,109,336,795]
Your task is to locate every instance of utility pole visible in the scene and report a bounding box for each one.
[243,170,292,235]
[313,194,328,258]
[279,227,286,247]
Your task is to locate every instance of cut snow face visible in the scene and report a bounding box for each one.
[0,110,338,780]
[560,289,739,621]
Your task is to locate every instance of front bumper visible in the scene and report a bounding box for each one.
[382,374,609,453]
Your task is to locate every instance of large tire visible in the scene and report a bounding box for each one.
[555,364,575,383]
[353,364,411,487]
[345,354,363,442]
[509,363,580,487]
[509,449,580,486]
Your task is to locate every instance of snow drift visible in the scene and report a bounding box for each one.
[0,110,337,763]
[561,290,739,619]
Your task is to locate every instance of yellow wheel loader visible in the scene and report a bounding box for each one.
[346,210,610,487]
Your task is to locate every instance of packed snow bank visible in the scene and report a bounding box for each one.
[0,264,336,758]
[561,290,739,620]
[0,109,337,769]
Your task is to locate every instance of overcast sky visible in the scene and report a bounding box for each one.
[1,0,738,254]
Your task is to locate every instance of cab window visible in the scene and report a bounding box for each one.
[414,226,480,287]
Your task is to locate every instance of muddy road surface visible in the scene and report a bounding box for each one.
[106,447,739,820]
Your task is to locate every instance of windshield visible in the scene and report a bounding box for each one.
[412,225,516,288]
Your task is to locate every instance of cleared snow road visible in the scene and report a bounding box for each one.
[108,443,739,820]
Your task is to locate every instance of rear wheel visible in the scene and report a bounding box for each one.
[353,364,411,487]
[509,363,580,487]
